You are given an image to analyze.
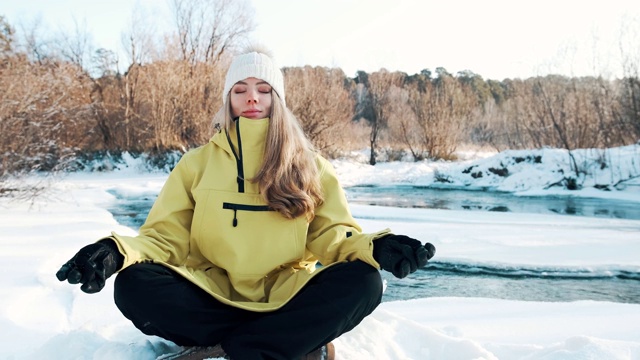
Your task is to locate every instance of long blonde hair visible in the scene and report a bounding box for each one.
[218,91,324,220]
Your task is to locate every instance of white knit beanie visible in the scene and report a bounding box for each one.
[222,52,285,105]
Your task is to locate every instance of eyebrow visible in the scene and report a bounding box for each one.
[235,80,271,86]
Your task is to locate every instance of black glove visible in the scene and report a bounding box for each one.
[56,239,124,294]
[373,235,436,279]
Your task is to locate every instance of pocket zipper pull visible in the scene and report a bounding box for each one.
[232,209,238,227]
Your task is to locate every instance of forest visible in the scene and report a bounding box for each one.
[1,0,639,192]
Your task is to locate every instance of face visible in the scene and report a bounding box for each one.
[229,77,273,119]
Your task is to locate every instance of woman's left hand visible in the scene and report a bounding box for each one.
[373,235,436,279]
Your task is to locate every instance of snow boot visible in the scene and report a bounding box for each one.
[302,342,335,360]
[158,342,334,360]
[156,344,228,360]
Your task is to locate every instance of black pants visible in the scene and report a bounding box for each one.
[114,260,382,360]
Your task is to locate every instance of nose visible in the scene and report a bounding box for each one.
[246,89,259,104]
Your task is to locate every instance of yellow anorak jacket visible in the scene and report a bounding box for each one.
[108,117,390,311]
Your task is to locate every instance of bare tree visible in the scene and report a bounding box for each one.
[55,17,93,70]
[91,48,118,77]
[0,16,14,56]
[364,70,406,165]
[618,15,640,139]
[171,0,255,67]
[121,3,157,67]
[15,17,52,65]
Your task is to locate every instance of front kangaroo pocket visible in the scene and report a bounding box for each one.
[192,190,307,276]
[223,202,271,227]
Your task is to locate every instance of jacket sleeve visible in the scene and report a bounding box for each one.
[306,157,390,268]
[109,154,196,269]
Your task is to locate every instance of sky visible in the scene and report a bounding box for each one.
[0,145,639,359]
[2,0,640,79]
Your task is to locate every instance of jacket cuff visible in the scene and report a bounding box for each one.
[98,237,125,270]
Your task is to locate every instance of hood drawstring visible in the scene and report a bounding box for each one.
[225,118,245,193]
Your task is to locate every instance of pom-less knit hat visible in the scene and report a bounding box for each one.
[222,52,285,105]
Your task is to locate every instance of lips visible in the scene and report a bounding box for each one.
[242,109,262,118]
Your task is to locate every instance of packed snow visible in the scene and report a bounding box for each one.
[1,145,639,359]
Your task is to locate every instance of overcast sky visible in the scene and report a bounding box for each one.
[3,0,640,79]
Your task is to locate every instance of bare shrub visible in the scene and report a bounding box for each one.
[284,66,355,154]
[124,61,224,152]
[399,73,474,161]
[0,55,91,193]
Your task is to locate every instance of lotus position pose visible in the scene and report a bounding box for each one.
[57,50,435,360]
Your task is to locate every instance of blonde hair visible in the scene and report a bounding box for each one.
[217,91,324,220]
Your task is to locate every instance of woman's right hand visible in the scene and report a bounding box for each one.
[56,239,124,294]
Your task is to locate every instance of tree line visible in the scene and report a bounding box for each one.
[1,1,639,189]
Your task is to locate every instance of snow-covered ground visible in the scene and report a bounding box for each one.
[1,145,639,359]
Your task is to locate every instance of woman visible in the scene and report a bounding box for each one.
[56,51,435,360]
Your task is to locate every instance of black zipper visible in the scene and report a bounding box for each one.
[223,202,272,227]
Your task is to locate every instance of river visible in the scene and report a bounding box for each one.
[105,185,640,304]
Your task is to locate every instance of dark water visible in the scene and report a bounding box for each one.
[381,262,640,304]
[345,185,640,220]
[105,186,640,304]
